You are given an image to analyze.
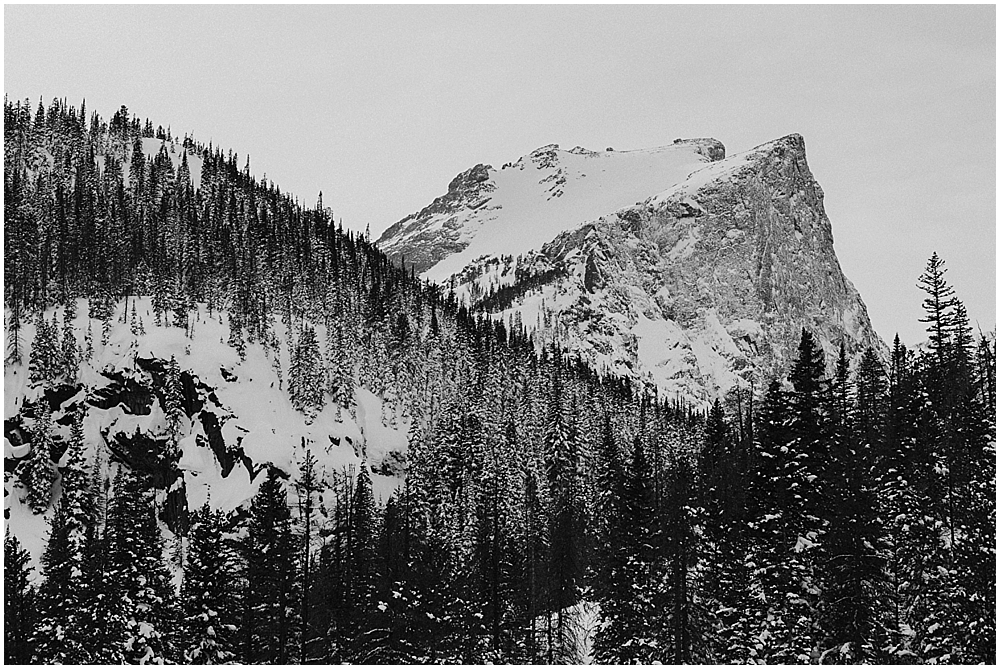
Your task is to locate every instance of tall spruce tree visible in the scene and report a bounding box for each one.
[105,465,179,663]
[181,501,237,663]
[5,528,37,664]
[240,467,299,664]
[289,324,325,419]
[20,401,57,514]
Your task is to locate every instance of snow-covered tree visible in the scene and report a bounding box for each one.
[20,401,57,513]
[60,299,79,382]
[105,466,179,664]
[240,468,299,663]
[289,324,325,419]
[182,501,237,663]
[163,355,186,454]
[28,311,58,386]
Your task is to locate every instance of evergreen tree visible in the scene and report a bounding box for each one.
[4,528,37,664]
[182,501,237,663]
[289,324,325,419]
[28,310,59,386]
[818,344,887,662]
[33,409,97,662]
[593,434,657,663]
[240,467,299,664]
[698,400,752,663]
[20,401,57,513]
[105,466,179,664]
[34,504,93,662]
[163,355,185,456]
[60,299,79,381]
[294,446,322,662]
[543,370,583,657]
[344,465,387,661]
[917,252,957,367]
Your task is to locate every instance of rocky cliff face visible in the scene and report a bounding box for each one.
[378,139,726,278]
[378,163,496,273]
[379,134,883,403]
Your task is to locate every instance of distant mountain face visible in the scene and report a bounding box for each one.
[378,139,726,279]
[378,134,883,403]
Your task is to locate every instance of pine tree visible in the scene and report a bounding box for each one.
[105,466,179,664]
[698,400,752,663]
[84,320,94,361]
[34,504,93,663]
[591,413,627,650]
[60,299,79,381]
[344,465,386,662]
[745,379,805,662]
[163,355,185,456]
[240,467,299,664]
[593,434,658,663]
[917,252,957,367]
[182,501,237,663]
[28,310,58,386]
[289,324,325,419]
[5,528,37,664]
[661,457,703,663]
[7,308,24,367]
[543,370,582,653]
[79,501,132,664]
[32,409,97,662]
[295,446,323,662]
[818,344,887,662]
[326,308,356,415]
[20,401,57,513]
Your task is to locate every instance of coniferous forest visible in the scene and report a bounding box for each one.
[4,98,996,664]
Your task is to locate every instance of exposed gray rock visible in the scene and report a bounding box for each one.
[531,134,884,397]
[378,134,883,402]
[378,163,497,272]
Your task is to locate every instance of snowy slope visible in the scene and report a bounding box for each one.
[378,139,726,278]
[4,299,406,575]
[378,135,884,405]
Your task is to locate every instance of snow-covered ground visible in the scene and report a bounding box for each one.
[381,141,722,282]
[4,298,407,575]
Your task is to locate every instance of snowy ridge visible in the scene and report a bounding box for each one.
[380,134,884,405]
[378,139,726,278]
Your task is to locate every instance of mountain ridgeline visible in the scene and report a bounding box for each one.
[378,135,882,403]
[4,98,996,664]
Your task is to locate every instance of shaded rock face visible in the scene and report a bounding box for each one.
[530,134,882,398]
[4,359,264,535]
[423,134,883,403]
[377,139,728,277]
[378,162,496,273]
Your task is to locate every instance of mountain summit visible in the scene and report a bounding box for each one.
[378,138,726,279]
[378,134,883,402]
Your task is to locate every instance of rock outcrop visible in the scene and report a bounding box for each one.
[379,134,883,403]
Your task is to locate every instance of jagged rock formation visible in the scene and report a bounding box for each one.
[379,163,496,272]
[378,134,883,403]
[378,139,727,277]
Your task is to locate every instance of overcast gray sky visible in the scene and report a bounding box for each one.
[5,5,994,345]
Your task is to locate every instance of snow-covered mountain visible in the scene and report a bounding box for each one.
[378,135,883,403]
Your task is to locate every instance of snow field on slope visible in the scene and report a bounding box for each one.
[4,298,408,573]
[423,144,715,282]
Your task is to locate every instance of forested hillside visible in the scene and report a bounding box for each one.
[4,98,996,664]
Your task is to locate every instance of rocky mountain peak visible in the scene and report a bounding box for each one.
[672,137,727,162]
[447,162,492,193]
[375,134,882,403]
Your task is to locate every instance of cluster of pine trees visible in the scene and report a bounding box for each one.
[4,98,996,664]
